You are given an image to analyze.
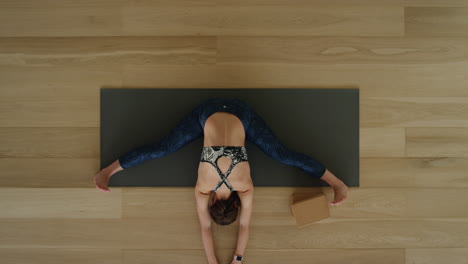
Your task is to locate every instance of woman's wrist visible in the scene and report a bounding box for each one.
[208,257,219,264]
[233,253,244,263]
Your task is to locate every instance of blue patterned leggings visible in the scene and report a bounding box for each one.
[118,98,327,178]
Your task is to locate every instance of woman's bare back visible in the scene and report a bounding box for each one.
[196,112,253,197]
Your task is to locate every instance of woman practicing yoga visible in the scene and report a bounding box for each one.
[94,97,349,264]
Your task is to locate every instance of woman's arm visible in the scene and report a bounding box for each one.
[195,190,219,264]
[234,188,254,258]
[201,227,219,264]
[234,226,249,258]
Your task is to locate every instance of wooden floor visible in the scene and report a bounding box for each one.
[1,0,468,263]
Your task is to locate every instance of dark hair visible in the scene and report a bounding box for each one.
[208,190,241,225]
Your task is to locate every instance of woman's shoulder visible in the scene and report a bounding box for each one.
[194,183,211,195]
[237,184,254,194]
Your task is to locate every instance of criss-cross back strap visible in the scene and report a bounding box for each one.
[211,157,239,191]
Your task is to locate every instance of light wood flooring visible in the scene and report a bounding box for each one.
[1,0,468,263]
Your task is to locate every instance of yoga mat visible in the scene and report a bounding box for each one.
[101,88,359,187]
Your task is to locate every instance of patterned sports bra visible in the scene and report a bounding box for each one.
[199,146,249,192]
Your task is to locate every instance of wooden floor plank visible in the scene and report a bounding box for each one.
[326,188,468,218]
[123,6,404,36]
[405,0,468,7]
[123,188,468,220]
[218,36,468,64]
[0,97,98,127]
[2,218,467,249]
[406,248,468,264]
[0,158,100,187]
[0,248,122,264]
[124,248,405,264]
[0,37,216,67]
[360,97,468,128]
[0,128,98,157]
[405,7,468,37]
[0,0,125,8]
[123,64,468,97]
[0,219,125,248]
[0,65,121,98]
[361,157,468,188]
[406,128,468,157]
[216,0,403,5]
[0,188,121,218]
[360,128,405,157]
[0,7,122,37]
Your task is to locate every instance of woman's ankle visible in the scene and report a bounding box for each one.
[104,160,124,177]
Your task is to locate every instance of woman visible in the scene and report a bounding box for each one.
[94,97,349,264]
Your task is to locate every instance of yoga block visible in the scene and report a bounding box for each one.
[291,193,330,227]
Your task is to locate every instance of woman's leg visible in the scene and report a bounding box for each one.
[245,107,349,205]
[246,108,327,178]
[95,102,205,192]
[94,104,203,191]
[118,103,205,169]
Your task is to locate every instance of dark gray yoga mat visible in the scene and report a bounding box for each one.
[101,88,359,187]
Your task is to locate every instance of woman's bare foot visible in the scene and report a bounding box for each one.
[94,160,124,192]
[320,169,349,205]
[94,169,112,192]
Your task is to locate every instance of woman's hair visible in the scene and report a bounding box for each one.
[208,190,241,225]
